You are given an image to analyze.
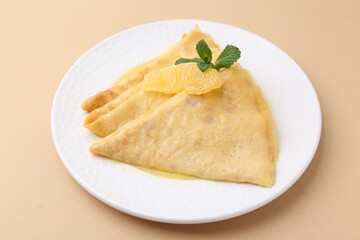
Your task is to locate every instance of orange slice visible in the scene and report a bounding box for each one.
[140,63,222,95]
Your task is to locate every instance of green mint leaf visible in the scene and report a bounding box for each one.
[197,61,214,72]
[214,45,241,69]
[196,39,212,63]
[175,58,202,65]
[175,40,241,72]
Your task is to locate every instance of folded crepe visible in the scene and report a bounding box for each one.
[90,64,278,187]
[81,26,220,113]
[83,27,222,137]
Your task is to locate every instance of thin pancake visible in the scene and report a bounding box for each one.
[90,64,278,187]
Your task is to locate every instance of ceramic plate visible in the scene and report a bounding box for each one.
[51,20,321,224]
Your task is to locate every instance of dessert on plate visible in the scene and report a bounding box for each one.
[82,26,278,187]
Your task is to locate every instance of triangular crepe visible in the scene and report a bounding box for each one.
[81,26,219,112]
[90,64,278,187]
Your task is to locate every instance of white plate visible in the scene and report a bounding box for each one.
[51,20,321,224]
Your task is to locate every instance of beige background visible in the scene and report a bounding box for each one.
[1,0,359,239]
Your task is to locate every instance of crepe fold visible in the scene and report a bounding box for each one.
[81,26,220,113]
[82,26,222,137]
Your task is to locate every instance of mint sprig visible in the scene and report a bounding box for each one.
[175,39,241,72]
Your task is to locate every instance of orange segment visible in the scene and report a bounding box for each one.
[140,63,222,95]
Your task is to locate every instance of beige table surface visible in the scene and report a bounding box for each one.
[1,0,360,239]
